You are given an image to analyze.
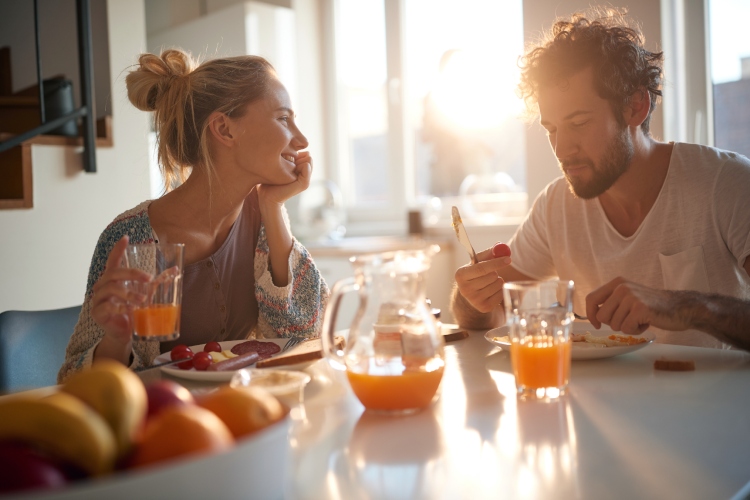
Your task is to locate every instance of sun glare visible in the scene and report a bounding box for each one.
[430,50,523,130]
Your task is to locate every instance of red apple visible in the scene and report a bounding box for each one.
[145,380,195,419]
[0,442,68,494]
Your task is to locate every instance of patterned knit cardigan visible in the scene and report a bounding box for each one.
[58,200,329,383]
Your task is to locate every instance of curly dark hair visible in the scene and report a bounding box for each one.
[518,7,663,134]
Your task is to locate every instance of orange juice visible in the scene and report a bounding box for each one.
[132,304,180,337]
[346,358,444,412]
[510,338,571,389]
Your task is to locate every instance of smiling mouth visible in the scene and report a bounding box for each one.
[281,154,295,164]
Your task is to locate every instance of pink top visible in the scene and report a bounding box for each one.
[159,192,261,353]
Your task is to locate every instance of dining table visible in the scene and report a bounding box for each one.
[139,328,750,500]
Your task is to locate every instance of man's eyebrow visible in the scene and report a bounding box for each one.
[276,107,294,114]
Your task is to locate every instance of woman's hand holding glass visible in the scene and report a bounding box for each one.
[91,235,152,363]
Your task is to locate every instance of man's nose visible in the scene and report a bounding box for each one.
[552,130,578,161]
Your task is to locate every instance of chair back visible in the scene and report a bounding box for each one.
[0,305,81,393]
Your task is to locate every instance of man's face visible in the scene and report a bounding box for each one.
[538,67,633,199]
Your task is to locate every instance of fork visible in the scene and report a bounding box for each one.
[551,302,587,321]
[281,335,307,353]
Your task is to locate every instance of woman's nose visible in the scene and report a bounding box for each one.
[292,126,309,151]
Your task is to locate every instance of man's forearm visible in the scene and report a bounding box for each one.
[450,284,505,330]
[680,291,750,351]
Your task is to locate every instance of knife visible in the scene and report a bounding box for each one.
[451,206,478,264]
[133,356,193,373]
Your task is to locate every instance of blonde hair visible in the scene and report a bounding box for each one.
[125,49,277,193]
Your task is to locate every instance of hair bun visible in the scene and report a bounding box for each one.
[126,49,197,111]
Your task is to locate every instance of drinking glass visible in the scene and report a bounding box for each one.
[503,280,574,400]
[124,243,184,341]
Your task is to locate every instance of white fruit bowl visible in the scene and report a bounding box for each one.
[16,412,291,500]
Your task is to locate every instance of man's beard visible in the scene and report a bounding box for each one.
[562,128,634,199]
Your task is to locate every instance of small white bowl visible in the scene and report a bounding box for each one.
[230,368,311,407]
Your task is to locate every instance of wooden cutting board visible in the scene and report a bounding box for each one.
[256,336,345,368]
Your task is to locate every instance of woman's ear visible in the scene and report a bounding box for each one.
[207,111,235,147]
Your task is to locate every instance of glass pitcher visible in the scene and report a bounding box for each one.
[321,245,445,415]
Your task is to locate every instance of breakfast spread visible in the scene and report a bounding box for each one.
[492,332,648,348]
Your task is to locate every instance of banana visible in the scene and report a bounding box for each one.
[0,392,116,475]
[61,360,147,458]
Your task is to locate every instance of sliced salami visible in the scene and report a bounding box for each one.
[231,340,281,359]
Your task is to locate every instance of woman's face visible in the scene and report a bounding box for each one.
[228,78,308,185]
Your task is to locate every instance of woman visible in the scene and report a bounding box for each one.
[58,49,328,382]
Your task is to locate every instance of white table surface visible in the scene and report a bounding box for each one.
[276,331,750,500]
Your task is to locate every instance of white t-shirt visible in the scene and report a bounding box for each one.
[509,142,750,348]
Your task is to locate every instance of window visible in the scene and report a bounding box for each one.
[708,0,750,158]
[328,0,527,229]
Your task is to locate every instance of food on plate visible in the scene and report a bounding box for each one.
[207,351,260,371]
[572,332,649,347]
[170,344,194,369]
[192,351,213,371]
[203,341,222,353]
[0,442,69,494]
[493,332,648,348]
[654,358,696,371]
[129,406,233,469]
[231,339,281,359]
[207,349,238,364]
[0,392,116,476]
[145,380,195,419]
[60,360,147,458]
[198,386,285,440]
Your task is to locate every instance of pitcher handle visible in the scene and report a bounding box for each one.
[321,276,358,371]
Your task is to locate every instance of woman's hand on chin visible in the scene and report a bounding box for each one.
[258,151,313,207]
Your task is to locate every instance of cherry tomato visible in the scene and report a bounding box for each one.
[203,341,222,353]
[172,350,194,370]
[170,344,193,361]
[492,243,512,259]
[192,351,213,371]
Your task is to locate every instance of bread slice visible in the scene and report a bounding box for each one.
[256,336,345,368]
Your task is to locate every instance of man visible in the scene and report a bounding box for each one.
[450,7,750,348]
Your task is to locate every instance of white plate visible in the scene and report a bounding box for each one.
[485,321,655,361]
[154,339,312,381]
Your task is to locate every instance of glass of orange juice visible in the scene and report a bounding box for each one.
[124,243,184,341]
[503,280,574,400]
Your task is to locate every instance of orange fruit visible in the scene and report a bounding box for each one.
[129,405,233,469]
[198,386,284,440]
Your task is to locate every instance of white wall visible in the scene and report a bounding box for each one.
[0,0,152,312]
